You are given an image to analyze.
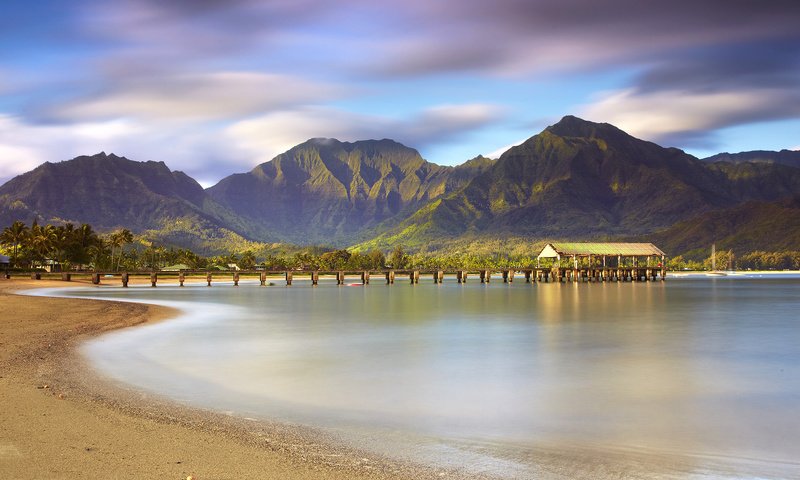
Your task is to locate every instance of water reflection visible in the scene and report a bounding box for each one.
[74,277,800,478]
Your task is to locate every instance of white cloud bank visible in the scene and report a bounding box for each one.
[225,104,505,165]
[49,72,345,122]
[0,103,505,187]
[581,87,800,148]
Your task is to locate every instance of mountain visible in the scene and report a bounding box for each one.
[0,152,254,252]
[706,160,800,200]
[703,150,800,169]
[645,196,800,259]
[356,116,800,251]
[206,138,492,245]
[2,118,799,259]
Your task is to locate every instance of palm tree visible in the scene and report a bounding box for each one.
[87,243,108,270]
[0,221,29,268]
[29,224,56,269]
[107,228,134,271]
[240,250,257,270]
[51,224,75,272]
[70,224,100,267]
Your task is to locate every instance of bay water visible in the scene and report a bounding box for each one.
[62,275,800,478]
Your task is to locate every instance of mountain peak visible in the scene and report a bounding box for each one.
[300,137,412,151]
[306,137,340,146]
[545,115,628,140]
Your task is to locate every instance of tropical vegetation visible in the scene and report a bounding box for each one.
[3,220,799,272]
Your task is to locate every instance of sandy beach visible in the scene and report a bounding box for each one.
[0,277,423,480]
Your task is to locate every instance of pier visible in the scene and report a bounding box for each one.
[73,264,665,287]
[21,243,668,287]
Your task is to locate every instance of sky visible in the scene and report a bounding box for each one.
[1,0,799,187]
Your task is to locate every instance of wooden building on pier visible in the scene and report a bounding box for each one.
[537,242,665,268]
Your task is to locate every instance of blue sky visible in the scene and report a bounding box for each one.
[1,0,799,186]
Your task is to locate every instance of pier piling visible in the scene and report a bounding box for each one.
[502,270,515,283]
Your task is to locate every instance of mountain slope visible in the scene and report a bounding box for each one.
[357,116,800,250]
[703,150,800,169]
[206,139,491,245]
[2,119,798,258]
[0,152,256,251]
[645,196,800,259]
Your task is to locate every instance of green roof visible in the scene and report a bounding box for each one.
[538,242,665,257]
[161,263,190,271]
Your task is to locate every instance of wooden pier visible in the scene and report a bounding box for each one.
[19,243,670,287]
[74,265,666,287]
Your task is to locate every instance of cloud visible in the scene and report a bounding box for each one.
[356,0,800,77]
[581,86,800,148]
[3,0,800,176]
[634,40,800,94]
[485,140,525,159]
[226,104,506,165]
[0,115,134,183]
[45,72,345,122]
[0,103,505,187]
[0,114,252,187]
[80,0,330,55]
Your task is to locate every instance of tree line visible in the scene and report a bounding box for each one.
[0,220,103,271]
[0,220,395,271]
[4,220,800,272]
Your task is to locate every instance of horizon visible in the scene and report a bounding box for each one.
[2,1,799,186]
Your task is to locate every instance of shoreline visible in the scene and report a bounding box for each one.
[0,278,454,480]
[5,276,799,479]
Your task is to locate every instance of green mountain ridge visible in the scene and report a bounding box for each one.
[355,116,800,251]
[0,152,257,253]
[703,149,800,169]
[2,116,799,259]
[644,196,800,260]
[206,138,493,245]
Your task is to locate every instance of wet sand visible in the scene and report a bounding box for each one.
[0,277,429,480]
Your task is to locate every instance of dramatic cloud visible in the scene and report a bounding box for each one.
[226,104,506,165]
[357,0,800,77]
[47,72,345,122]
[0,114,252,187]
[580,38,800,148]
[582,87,800,149]
[0,103,504,186]
[1,0,799,183]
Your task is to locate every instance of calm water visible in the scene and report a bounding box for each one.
[57,275,800,478]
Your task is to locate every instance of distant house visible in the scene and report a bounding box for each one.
[162,263,191,272]
[0,254,9,268]
[536,242,666,267]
